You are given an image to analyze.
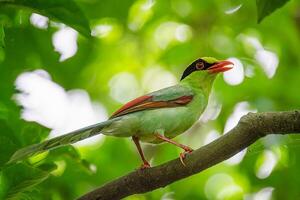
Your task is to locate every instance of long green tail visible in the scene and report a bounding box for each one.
[8,119,117,164]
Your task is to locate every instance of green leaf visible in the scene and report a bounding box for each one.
[0,103,19,167]
[37,163,57,172]
[0,163,52,199]
[0,101,49,167]
[0,135,18,167]
[0,0,91,37]
[0,24,4,48]
[256,0,290,23]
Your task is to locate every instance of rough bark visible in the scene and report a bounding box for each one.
[78,110,300,200]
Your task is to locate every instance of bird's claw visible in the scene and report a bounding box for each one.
[139,162,151,169]
[183,146,193,153]
[179,148,193,166]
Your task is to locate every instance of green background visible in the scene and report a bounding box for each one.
[1,0,300,199]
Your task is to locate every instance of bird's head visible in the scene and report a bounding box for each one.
[180,57,234,81]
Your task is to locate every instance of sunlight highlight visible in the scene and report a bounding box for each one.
[241,35,263,50]
[223,57,244,85]
[14,70,107,146]
[225,4,242,14]
[239,34,279,78]
[225,149,247,165]
[142,66,177,92]
[223,102,257,164]
[128,0,155,31]
[224,102,257,133]
[256,150,278,179]
[30,13,49,29]
[253,187,274,200]
[161,192,175,200]
[255,49,279,78]
[91,18,123,42]
[245,187,274,200]
[200,90,222,122]
[92,24,113,38]
[205,173,243,200]
[109,72,141,103]
[52,26,78,61]
[154,22,192,49]
[203,130,220,145]
[175,25,192,42]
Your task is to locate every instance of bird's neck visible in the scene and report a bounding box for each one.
[180,73,216,97]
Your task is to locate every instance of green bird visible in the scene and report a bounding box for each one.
[9,57,233,168]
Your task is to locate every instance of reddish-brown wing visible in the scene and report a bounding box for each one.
[110,95,193,119]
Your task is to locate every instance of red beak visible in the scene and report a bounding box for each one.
[208,60,234,74]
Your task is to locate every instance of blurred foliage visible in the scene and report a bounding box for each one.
[0,24,4,47]
[0,163,54,200]
[0,0,300,199]
[256,0,291,22]
[0,0,90,36]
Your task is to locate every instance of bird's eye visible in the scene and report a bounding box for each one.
[196,62,204,70]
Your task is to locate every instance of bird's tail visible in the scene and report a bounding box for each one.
[8,119,117,164]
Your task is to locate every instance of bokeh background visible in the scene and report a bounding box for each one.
[1,0,300,199]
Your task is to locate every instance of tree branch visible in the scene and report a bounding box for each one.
[78,110,300,200]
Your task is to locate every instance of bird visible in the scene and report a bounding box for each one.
[9,57,233,168]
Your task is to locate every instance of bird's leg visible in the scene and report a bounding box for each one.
[155,133,193,166]
[132,136,150,169]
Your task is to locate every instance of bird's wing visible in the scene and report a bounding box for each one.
[110,85,194,118]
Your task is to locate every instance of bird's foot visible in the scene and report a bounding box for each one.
[179,147,193,166]
[182,146,193,153]
[139,161,151,169]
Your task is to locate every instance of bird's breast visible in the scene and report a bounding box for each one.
[138,97,207,141]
